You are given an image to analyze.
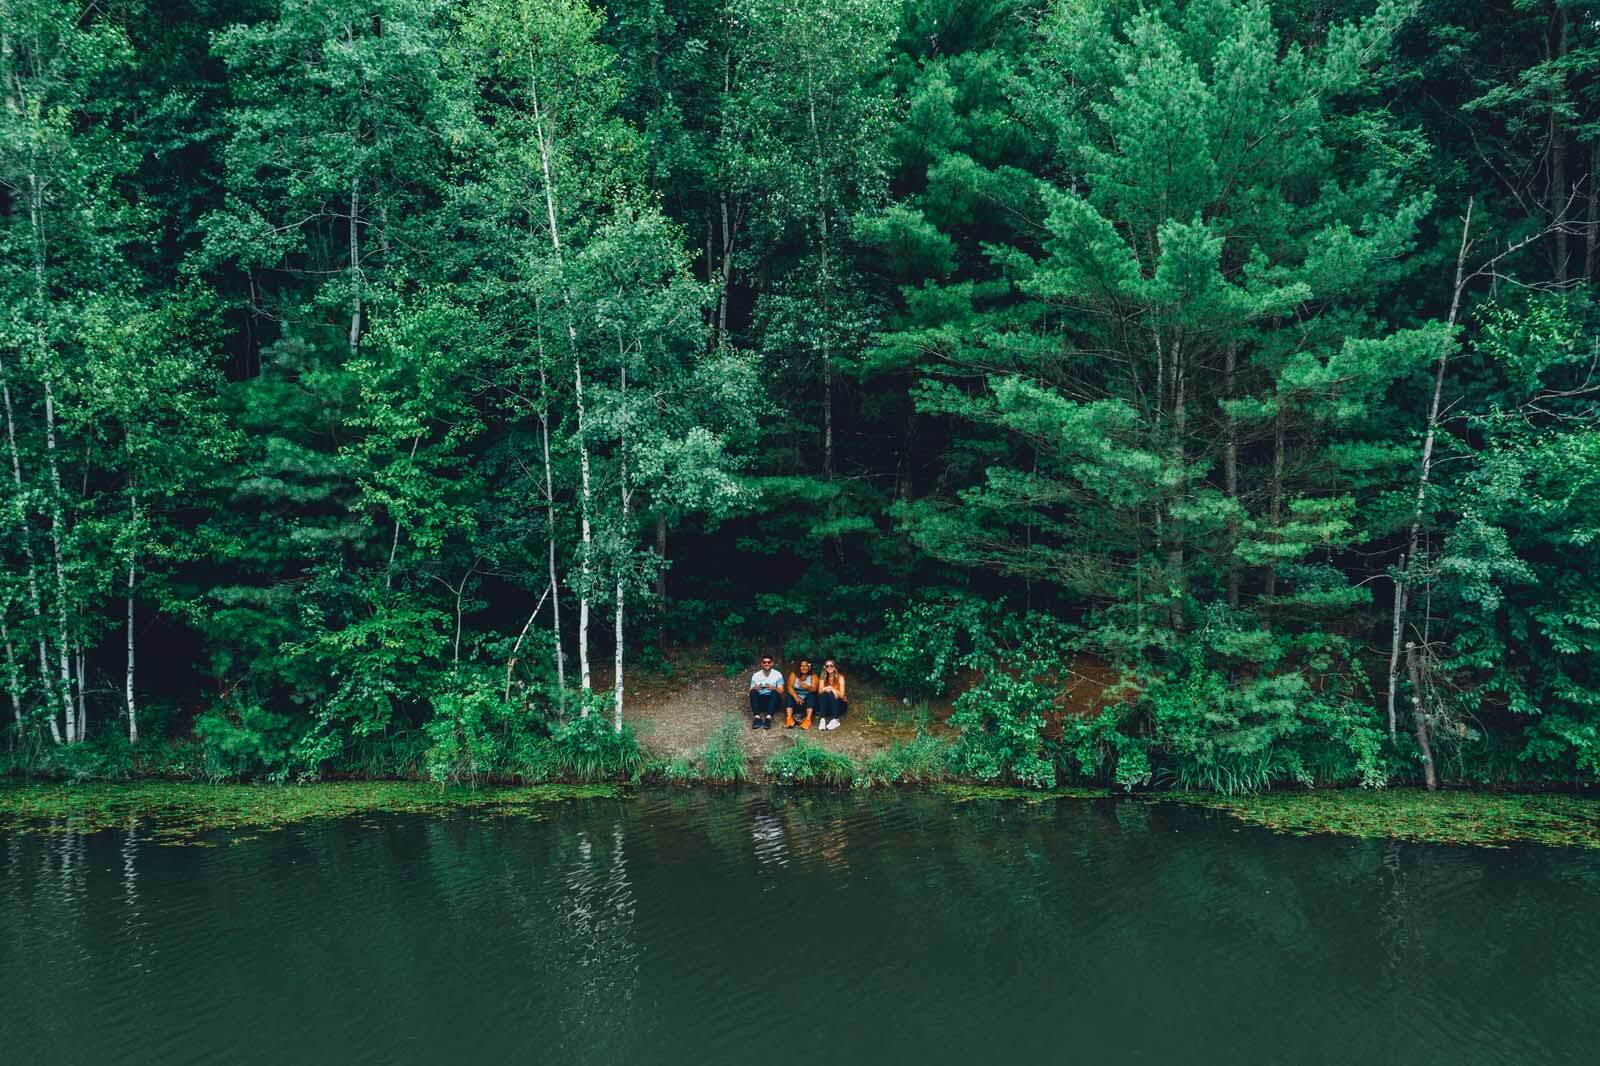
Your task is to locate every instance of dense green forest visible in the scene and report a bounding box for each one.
[2,0,1598,789]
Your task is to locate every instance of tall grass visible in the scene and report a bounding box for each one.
[547,713,644,781]
[860,732,953,786]
[765,737,856,786]
[696,715,750,783]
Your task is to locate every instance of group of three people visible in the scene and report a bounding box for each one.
[748,656,847,731]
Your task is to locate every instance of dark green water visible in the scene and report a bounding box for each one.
[3,790,1597,1065]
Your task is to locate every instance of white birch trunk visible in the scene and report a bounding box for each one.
[529,71,593,699]
[2,619,21,731]
[0,353,56,743]
[1388,201,1473,737]
[534,305,565,690]
[348,175,362,354]
[613,363,628,732]
[125,493,138,744]
[74,644,85,742]
[28,166,76,743]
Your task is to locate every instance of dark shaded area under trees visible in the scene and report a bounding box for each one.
[2,0,1599,790]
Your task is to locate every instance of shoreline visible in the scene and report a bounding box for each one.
[4,778,1600,851]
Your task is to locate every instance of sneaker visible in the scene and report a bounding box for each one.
[752,718,761,730]
[763,716,774,729]
[829,719,841,730]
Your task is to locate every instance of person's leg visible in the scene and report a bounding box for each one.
[785,693,796,728]
[817,691,836,729]
[758,690,778,727]
[800,693,814,729]
[750,689,762,728]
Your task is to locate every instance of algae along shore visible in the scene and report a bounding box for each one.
[0,782,619,843]
[5,782,1600,851]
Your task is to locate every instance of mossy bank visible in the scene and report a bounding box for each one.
[6,779,1600,851]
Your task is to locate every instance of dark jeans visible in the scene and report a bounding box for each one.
[787,691,817,718]
[749,689,781,719]
[818,691,847,720]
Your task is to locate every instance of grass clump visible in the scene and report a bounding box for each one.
[695,715,750,784]
[545,713,645,781]
[860,732,953,786]
[765,737,856,787]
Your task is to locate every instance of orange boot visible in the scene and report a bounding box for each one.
[801,710,813,729]
[785,709,795,728]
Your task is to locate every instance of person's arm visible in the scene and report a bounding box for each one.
[749,672,759,691]
[836,674,847,702]
[786,672,800,701]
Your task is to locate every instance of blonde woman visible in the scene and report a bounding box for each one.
[817,659,847,730]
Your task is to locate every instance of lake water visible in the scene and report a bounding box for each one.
[2,789,1597,1065]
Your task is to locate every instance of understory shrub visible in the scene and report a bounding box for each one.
[423,676,546,784]
[874,594,992,698]
[765,737,856,786]
[1137,624,1387,794]
[194,700,298,781]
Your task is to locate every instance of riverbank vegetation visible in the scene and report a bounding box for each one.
[4,0,1600,793]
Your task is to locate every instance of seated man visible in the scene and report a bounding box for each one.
[748,655,783,730]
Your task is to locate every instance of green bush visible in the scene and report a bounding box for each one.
[948,667,1055,788]
[765,736,856,786]
[860,731,953,785]
[194,700,297,781]
[423,678,544,784]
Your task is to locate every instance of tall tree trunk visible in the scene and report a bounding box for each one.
[1585,141,1598,281]
[534,306,565,691]
[384,434,420,590]
[28,168,76,742]
[125,493,138,744]
[614,364,629,732]
[74,643,85,743]
[715,47,735,343]
[1223,344,1241,608]
[1263,407,1286,599]
[1388,201,1474,737]
[654,516,667,601]
[1386,554,1406,741]
[1549,5,1570,283]
[2,619,21,732]
[0,350,57,743]
[1404,641,1438,790]
[530,71,593,698]
[348,175,362,354]
[575,357,594,695]
[804,60,835,482]
[1166,337,1187,631]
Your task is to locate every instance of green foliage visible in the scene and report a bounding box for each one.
[764,737,857,787]
[422,675,545,785]
[4,0,1599,797]
[875,595,991,697]
[193,701,298,782]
